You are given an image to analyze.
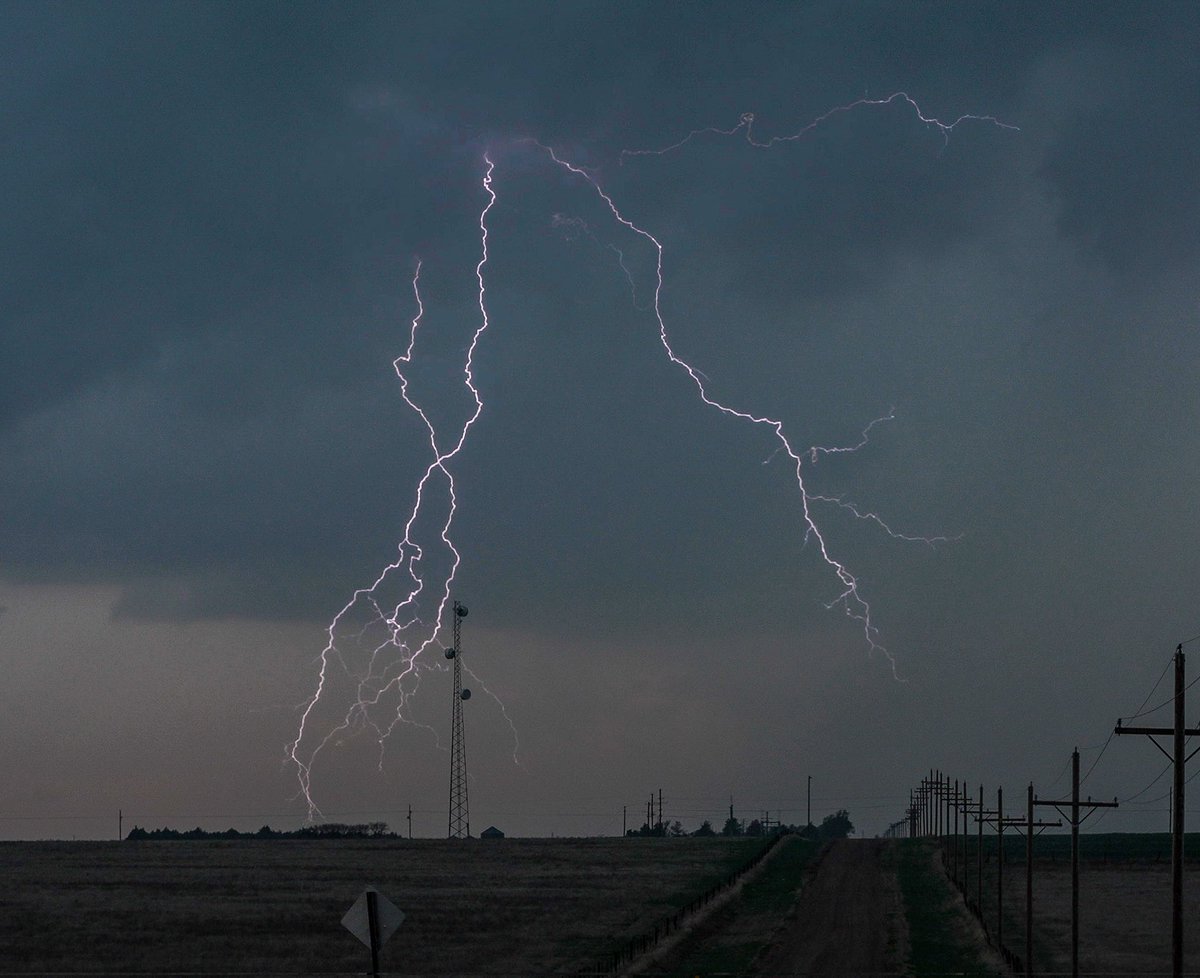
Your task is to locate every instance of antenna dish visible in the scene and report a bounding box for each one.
[456,605,469,618]
[445,648,457,659]
[460,688,471,700]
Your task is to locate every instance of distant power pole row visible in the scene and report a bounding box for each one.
[897,642,1197,978]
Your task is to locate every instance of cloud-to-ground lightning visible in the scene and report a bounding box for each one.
[289,159,497,818]
[291,93,1012,815]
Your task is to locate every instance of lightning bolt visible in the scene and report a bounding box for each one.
[531,92,1010,672]
[291,92,1013,814]
[535,139,903,666]
[289,158,497,818]
[619,90,1018,162]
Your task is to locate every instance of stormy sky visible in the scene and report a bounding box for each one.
[3,2,1199,839]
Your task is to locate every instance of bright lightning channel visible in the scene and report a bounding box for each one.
[289,158,497,819]
[534,93,1010,672]
[291,92,1012,816]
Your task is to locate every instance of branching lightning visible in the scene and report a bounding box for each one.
[290,92,1012,816]
[619,91,1018,162]
[289,158,497,818]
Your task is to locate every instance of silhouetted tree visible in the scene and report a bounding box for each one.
[744,818,765,837]
[692,820,716,837]
[720,816,742,836]
[819,809,854,839]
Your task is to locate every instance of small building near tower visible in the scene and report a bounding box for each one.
[480,825,505,840]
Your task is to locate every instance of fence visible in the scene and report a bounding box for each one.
[590,833,784,975]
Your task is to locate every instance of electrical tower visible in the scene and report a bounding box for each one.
[446,600,471,839]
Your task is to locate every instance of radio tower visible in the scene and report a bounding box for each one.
[446,600,471,838]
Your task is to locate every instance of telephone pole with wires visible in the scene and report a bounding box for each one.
[1114,645,1199,978]
[1034,749,1117,978]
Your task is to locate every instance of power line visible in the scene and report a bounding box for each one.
[1079,730,1115,785]
[1121,653,1180,721]
[1121,670,1200,724]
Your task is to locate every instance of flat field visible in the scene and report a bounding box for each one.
[0,836,762,976]
[952,833,1200,974]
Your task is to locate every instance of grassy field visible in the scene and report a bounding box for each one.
[961,830,1200,865]
[0,836,763,975]
[895,841,1003,978]
[648,835,818,977]
[947,833,1200,975]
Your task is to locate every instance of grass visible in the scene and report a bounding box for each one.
[959,830,1200,866]
[0,836,761,975]
[657,835,817,977]
[895,840,1003,978]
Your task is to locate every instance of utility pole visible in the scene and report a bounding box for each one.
[1035,749,1118,978]
[921,771,936,837]
[948,775,957,883]
[935,769,942,837]
[807,775,812,830]
[956,785,973,896]
[977,783,984,911]
[974,788,1030,952]
[1114,645,1196,978]
[407,804,412,840]
[623,805,627,837]
[945,777,955,883]
[1009,783,1063,978]
[1027,785,1034,978]
[658,789,663,833]
[996,787,1006,947]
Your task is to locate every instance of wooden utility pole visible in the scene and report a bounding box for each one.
[955,783,982,902]
[1115,646,1198,978]
[1026,784,1034,978]
[924,769,935,836]
[932,769,942,837]
[1009,783,1063,978]
[946,774,955,878]
[995,787,1008,947]
[977,783,985,911]
[976,788,1024,948]
[1035,750,1118,978]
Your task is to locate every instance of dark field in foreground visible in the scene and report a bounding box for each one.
[0,837,762,975]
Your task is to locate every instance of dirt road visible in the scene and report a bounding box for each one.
[755,838,901,976]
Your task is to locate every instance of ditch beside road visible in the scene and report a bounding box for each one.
[641,838,1005,977]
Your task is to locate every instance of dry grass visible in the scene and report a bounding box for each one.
[981,858,1200,975]
[948,836,1200,974]
[0,837,759,975]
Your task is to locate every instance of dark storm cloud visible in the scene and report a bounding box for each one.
[4,1,1200,843]
[2,1,1197,634]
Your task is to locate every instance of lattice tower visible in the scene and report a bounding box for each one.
[447,600,470,838]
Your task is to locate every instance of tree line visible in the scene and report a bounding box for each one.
[125,821,393,840]
[626,809,853,839]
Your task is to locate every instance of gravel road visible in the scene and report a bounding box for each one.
[755,838,901,976]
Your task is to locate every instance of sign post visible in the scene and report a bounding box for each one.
[342,887,404,977]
